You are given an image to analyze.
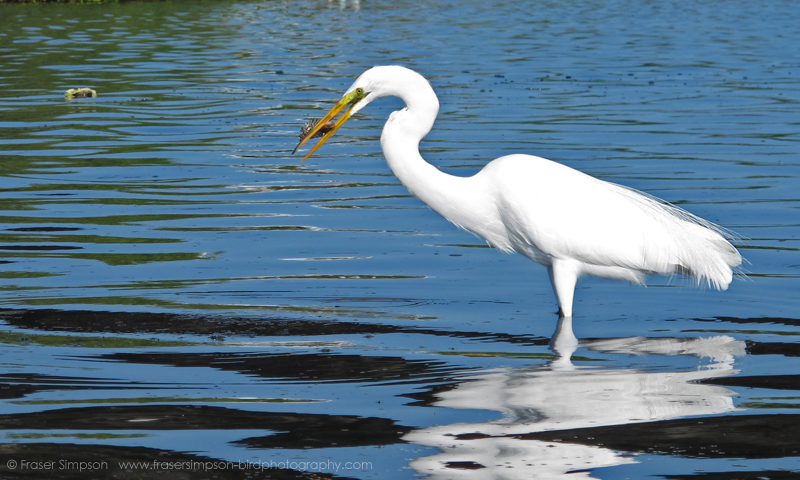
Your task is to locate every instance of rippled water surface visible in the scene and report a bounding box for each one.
[1,0,799,478]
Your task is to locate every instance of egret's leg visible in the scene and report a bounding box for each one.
[548,260,579,317]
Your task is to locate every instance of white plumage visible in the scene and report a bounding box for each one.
[294,65,742,317]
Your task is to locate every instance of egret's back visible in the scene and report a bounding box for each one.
[474,155,741,290]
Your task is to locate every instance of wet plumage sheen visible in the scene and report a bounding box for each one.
[293,66,742,317]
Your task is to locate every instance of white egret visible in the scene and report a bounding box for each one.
[293,66,742,317]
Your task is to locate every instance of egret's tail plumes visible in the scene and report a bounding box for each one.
[610,183,742,290]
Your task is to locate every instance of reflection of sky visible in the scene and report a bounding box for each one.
[406,318,746,479]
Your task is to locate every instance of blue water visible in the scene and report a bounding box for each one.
[0,1,799,478]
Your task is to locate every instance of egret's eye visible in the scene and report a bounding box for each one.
[354,87,365,96]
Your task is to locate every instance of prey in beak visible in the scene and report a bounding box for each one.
[297,118,335,143]
[292,87,368,162]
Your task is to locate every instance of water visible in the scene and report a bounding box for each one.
[0,0,798,478]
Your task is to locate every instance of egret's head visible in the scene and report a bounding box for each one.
[293,65,425,161]
[292,83,371,162]
[292,66,432,161]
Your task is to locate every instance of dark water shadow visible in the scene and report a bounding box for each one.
[88,351,469,386]
[0,308,548,346]
[522,414,800,459]
[0,405,410,450]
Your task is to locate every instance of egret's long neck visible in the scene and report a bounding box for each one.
[379,88,484,233]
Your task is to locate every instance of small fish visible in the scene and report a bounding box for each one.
[299,118,335,142]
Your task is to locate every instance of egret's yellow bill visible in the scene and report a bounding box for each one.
[293,88,368,162]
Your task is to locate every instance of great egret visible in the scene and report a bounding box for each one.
[293,66,741,317]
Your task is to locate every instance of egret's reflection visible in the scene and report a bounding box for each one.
[405,317,746,479]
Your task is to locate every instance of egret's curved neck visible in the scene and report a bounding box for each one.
[379,90,442,199]
[379,86,479,231]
